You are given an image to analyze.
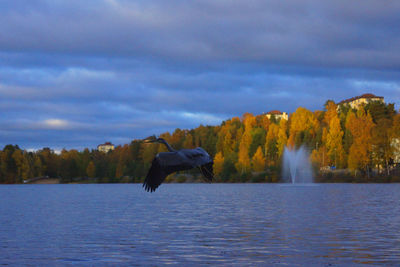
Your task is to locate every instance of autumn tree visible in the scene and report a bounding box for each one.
[323,100,337,125]
[346,108,375,175]
[249,127,266,157]
[276,119,288,159]
[252,146,266,172]
[326,112,345,168]
[213,152,224,179]
[371,118,393,174]
[265,123,279,165]
[142,142,159,165]
[12,149,31,182]
[288,107,319,148]
[59,149,80,182]
[33,155,43,177]
[193,125,218,157]
[86,161,96,178]
[236,131,251,174]
[38,147,60,178]
[390,114,400,167]
[183,133,195,149]
[80,148,91,177]
[235,113,255,174]
[1,145,19,183]
[365,101,396,123]
[256,114,271,132]
[170,128,186,150]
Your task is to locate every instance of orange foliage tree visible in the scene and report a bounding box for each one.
[346,108,375,175]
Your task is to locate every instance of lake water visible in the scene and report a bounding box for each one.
[1,184,400,266]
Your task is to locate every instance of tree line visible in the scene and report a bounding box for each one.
[1,100,399,184]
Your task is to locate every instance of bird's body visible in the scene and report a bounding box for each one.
[143,138,213,192]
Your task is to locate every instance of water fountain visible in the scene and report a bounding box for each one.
[282,146,313,183]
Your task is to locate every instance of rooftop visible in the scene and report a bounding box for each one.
[98,142,114,146]
[338,93,384,104]
[267,110,284,115]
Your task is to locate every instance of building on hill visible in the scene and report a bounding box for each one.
[265,110,288,121]
[338,93,384,109]
[97,142,115,153]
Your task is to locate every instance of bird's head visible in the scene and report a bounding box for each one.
[143,136,165,144]
[143,135,157,144]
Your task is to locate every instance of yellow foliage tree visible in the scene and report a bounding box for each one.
[252,146,266,172]
[324,101,338,126]
[223,131,235,157]
[277,119,288,158]
[288,107,319,148]
[326,114,344,167]
[235,115,254,173]
[236,130,251,174]
[243,112,256,129]
[216,117,240,156]
[213,152,224,178]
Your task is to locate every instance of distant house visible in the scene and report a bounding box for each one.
[97,142,115,153]
[265,110,288,121]
[338,93,384,109]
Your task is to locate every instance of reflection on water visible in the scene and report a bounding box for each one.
[1,184,400,265]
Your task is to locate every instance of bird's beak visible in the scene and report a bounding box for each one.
[143,135,157,144]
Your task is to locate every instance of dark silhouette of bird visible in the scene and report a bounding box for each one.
[142,136,213,192]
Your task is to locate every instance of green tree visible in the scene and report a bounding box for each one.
[12,149,31,182]
[372,118,393,175]
[1,145,19,183]
[249,128,266,157]
[265,123,279,165]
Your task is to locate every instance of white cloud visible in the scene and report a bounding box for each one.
[180,111,224,125]
[42,119,69,129]
[57,68,115,81]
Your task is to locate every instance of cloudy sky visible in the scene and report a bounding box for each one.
[1,0,399,150]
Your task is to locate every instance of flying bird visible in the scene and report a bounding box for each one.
[142,136,213,192]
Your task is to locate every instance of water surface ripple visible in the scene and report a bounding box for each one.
[1,184,399,266]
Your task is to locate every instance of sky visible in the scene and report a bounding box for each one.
[1,0,399,151]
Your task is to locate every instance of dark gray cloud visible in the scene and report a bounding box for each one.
[0,0,399,150]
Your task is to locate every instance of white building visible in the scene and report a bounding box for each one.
[265,110,288,121]
[97,142,115,153]
[338,93,384,109]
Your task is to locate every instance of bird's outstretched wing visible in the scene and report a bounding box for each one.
[143,148,213,192]
[143,152,193,192]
